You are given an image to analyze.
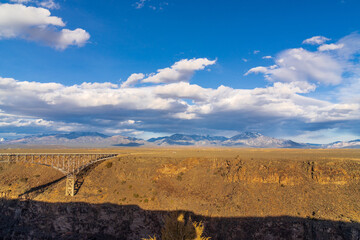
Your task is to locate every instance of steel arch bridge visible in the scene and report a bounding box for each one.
[0,153,118,196]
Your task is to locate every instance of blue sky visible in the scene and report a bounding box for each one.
[0,0,360,143]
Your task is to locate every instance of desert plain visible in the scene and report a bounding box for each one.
[0,148,360,239]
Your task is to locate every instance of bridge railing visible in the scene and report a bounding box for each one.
[0,153,118,175]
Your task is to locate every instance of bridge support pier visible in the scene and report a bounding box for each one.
[65,174,76,196]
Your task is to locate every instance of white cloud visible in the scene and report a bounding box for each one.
[0,66,358,132]
[0,3,64,37]
[10,0,60,9]
[245,66,268,75]
[134,0,168,10]
[121,73,145,88]
[338,77,360,104]
[154,82,210,101]
[37,0,59,9]
[246,48,343,85]
[318,43,344,51]
[262,56,272,59]
[54,28,90,50]
[141,58,216,84]
[0,3,89,49]
[0,110,83,132]
[253,50,260,54]
[0,111,52,128]
[334,33,360,60]
[1,33,360,142]
[302,36,330,45]
[135,0,147,9]
[9,0,32,3]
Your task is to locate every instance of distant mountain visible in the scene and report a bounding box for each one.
[325,139,360,149]
[148,134,227,146]
[148,132,306,148]
[224,133,305,148]
[1,132,146,147]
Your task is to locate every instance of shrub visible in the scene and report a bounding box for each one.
[106,162,113,168]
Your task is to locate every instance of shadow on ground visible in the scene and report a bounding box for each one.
[18,176,66,199]
[0,199,359,240]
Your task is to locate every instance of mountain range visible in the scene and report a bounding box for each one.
[147,132,307,148]
[0,132,146,148]
[0,131,359,149]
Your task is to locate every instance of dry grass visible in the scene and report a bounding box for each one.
[142,236,157,240]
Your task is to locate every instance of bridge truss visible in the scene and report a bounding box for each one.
[0,153,118,196]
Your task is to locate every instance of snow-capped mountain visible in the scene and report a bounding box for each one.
[223,133,304,148]
[148,134,228,146]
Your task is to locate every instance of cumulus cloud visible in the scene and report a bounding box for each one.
[54,28,90,50]
[121,73,145,88]
[246,48,343,85]
[246,33,360,89]
[142,58,216,84]
[318,43,344,51]
[244,66,269,75]
[302,36,330,45]
[1,58,359,138]
[0,3,89,49]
